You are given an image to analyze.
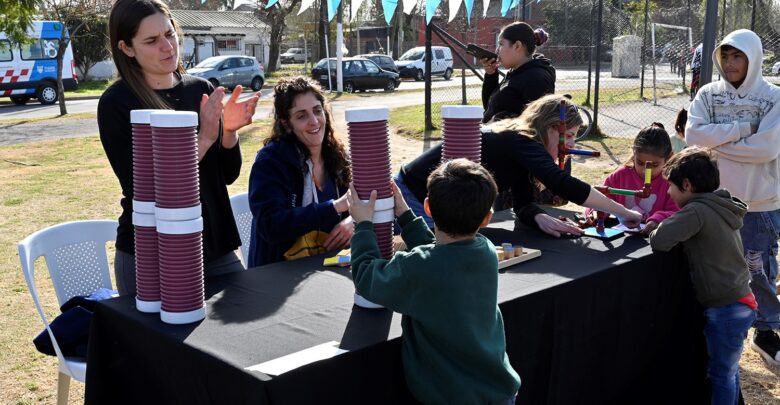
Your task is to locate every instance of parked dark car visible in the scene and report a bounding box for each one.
[311,57,400,93]
[355,54,399,74]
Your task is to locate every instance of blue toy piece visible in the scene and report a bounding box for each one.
[583,226,624,240]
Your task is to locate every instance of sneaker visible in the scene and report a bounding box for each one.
[751,329,780,366]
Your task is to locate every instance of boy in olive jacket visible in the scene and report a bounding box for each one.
[649,146,756,404]
[348,159,520,405]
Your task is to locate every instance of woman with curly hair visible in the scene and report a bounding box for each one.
[247,77,353,267]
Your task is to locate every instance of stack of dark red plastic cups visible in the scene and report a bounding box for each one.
[131,109,163,313]
[150,111,205,325]
[346,107,394,309]
[441,105,483,163]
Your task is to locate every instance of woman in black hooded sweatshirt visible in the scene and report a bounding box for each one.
[480,22,554,123]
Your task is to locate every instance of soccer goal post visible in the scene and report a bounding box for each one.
[651,23,693,105]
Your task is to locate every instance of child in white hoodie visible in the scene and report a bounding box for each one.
[686,29,780,368]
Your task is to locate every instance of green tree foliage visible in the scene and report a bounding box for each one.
[543,0,594,46]
[0,0,39,44]
[256,0,302,72]
[67,15,109,81]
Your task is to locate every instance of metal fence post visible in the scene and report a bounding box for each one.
[593,0,603,132]
[586,1,594,106]
[640,0,649,99]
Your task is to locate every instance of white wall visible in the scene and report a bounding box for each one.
[78,60,114,80]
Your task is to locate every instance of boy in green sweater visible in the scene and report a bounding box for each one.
[348,158,521,405]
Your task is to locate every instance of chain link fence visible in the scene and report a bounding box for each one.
[425,0,780,139]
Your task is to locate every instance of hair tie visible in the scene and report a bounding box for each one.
[533,28,548,46]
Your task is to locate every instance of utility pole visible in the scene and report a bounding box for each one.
[701,0,719,88]
[336,0,344,93]
[425,22,432,130]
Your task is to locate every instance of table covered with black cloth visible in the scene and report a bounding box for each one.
[85,210,708,404]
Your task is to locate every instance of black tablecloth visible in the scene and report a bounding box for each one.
[85,211,708,404]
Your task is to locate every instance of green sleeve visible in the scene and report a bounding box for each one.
[398,209,435,250]
[649,205,702,251]
[350,219,429,314]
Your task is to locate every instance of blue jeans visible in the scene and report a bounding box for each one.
[393,172,434,231]
[739,210,780,331]
[703,303,756,405]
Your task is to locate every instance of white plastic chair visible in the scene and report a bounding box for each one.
[18,220,117,405]
[230,192,252,268]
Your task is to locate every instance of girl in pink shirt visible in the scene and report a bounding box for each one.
[587,124,679,235]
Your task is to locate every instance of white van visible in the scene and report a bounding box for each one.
[396,46,454,81]
[0,21,78,105]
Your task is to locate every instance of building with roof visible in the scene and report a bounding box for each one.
[170,9,271,68]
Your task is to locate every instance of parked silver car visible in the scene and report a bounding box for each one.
[187,55,265,91]
[280,48,309,64]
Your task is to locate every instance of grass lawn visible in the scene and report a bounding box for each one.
[0,121,270,403]
[0,114,777,403]
[71,80,113,98]
[0,112,97,125]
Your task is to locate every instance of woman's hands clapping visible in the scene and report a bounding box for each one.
[198,85,261,159]
[223,84,260,134]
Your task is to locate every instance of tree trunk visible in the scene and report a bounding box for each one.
[57,31,68,115]
[318,0,327,61]
[268,21,284,72]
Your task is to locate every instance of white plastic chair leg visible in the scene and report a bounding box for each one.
[56,372,70,405]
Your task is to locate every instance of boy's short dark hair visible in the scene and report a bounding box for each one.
[663,146,719,193]
[719,44,740,54]
[427,159,498,236]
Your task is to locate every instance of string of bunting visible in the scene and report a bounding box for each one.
[265,0,543,25]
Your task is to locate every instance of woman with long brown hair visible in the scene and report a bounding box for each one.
[98,0,260,295]
[247,77,352,267]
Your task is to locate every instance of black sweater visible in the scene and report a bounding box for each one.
[97,76,241,263]
[481,54,556,123]
[399,130,591,228]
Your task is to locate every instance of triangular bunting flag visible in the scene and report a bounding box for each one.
[464,0,474,23]
[382,0,398,24]
[448,0,463,22]
[351,0,364,21]
[500,0,511,16]
[298,0,316,14]
[327,0,342,21]
[265,0,279,8]
[425,0,442,24]
[402,0,416,14]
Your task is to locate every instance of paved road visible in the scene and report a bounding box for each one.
[0,65,694,145]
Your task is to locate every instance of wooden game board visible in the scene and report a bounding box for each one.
[497,247,542,270]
